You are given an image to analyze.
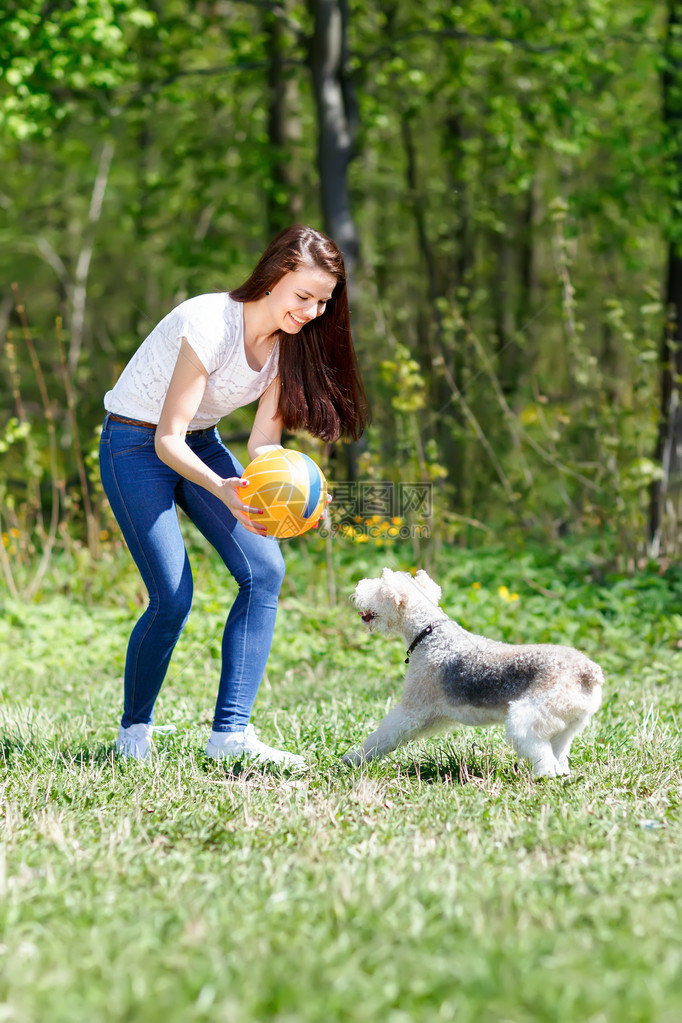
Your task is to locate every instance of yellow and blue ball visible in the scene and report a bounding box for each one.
[240,449,328,538]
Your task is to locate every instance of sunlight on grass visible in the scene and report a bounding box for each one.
[0,542,681,1021]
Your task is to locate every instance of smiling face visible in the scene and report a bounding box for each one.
[266,267,337,334]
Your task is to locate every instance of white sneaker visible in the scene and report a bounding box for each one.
[205,724,306,770]
[115,723,176,759]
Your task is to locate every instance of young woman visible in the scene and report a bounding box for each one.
[99,225,369,764]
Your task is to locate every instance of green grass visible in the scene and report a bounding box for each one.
[1,536,681,1022]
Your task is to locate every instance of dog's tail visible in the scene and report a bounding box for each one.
[580,660,604,691]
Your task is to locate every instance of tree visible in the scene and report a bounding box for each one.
[309,0,359,274]
[650,0,682,555]
[0,0,675,564]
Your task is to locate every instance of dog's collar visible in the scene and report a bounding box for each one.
[405,620,446,663]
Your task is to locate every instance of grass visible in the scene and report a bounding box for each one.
[0,535,681,1022]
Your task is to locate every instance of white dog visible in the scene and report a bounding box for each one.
[343,568,603,778]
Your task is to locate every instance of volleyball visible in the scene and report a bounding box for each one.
[240,449,328,538]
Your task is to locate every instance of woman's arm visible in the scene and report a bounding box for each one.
[155,338,267,534]
[248,376,332,513]
[248,377,284,460]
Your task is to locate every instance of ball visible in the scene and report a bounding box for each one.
[240,449,328,538]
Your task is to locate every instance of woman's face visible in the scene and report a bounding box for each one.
[266,267,337,333]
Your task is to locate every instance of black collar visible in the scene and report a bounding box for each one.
[405,620,446,663]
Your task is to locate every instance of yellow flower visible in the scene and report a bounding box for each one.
[471,581,481,590]
[391,517,404,526]
[99,530,110,541]
[498,586,510,600]
[9,528,20,538]
[1,533,8,548]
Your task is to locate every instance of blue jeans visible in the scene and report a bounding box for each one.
[99,415,286,732]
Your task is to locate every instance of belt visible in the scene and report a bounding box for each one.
[107,413,217,436]
[108,413,157,429]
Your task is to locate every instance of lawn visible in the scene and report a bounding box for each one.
[1,535,681,1022]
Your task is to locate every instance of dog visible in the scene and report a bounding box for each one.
[342,568,603,778]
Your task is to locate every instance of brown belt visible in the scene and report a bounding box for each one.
[108,413,157,429]
[107,412,217,436]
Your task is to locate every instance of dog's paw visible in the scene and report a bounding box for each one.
[341,748,363,766]
[532,760,559,779]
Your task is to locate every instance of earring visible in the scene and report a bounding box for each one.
[265,290,271,296]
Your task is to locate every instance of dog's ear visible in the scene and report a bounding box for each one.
[414,569,442,606]
[381,567,407,606]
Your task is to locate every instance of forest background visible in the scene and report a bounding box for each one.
[2,0,682,587]
[2,7,682,1021]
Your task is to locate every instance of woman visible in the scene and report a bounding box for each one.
[100,225,369,764]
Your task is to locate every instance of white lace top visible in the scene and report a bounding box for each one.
[104,293,279,429]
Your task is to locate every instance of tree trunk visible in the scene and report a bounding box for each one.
[493,188,536,395]
[649,246,682,553]
[649,1,682,554]
[309,0,362,484]
[493,219,516,394]
[68,140,115,378]
[308,0,359,276]
[441,111,474,508]
[263,3,302,235]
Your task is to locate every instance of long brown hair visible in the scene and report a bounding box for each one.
[230,225,370,442]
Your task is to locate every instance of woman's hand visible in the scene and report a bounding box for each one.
[155,342,267,536]
[215,476,268,536]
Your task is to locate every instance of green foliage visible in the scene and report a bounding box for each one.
[0,0,679,567]
[0,0,157,138]
[381,344,427,414]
